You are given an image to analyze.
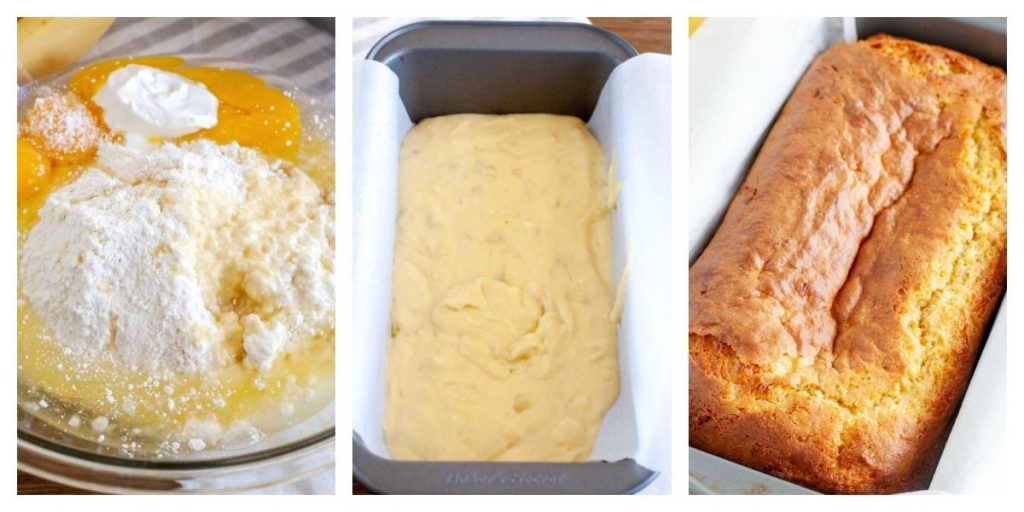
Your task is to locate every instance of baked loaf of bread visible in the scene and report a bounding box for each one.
[689,34,1006,494]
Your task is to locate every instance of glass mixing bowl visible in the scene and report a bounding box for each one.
[16,52,336,494]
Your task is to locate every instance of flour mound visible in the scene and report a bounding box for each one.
[20,140,334,375]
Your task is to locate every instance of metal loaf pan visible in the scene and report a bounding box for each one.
[355,21,652,495]
[365,20,635,122]
[689,16,1007,495]
[855,17,1006,69]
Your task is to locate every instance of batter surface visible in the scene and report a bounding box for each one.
[384,114,620,462]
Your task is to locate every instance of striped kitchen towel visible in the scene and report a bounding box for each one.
[81,17,334,99]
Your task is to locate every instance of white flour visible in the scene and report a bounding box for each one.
[20,140,334,375]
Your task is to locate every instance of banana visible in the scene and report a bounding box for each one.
[18,17,115,85]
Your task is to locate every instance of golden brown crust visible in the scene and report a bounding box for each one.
[689,34,1006,494]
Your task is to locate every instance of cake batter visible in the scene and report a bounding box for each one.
[384,114,620,462]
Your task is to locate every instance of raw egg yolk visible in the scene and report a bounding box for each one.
[20,92,104,165]
[17,138,49,203]
[18,91,104,206]
[176,67,301,160]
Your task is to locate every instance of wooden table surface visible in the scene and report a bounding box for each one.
[17,471,96,495]
[17,16,671,496]
[590,17,672,54]
[352,16,672,495]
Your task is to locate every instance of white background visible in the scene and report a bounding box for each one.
[5,0,1020,508]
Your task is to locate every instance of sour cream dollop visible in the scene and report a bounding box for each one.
[93,64,218,139]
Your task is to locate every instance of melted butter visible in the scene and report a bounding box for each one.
[18,299,333,454]
[384,114,620,462]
